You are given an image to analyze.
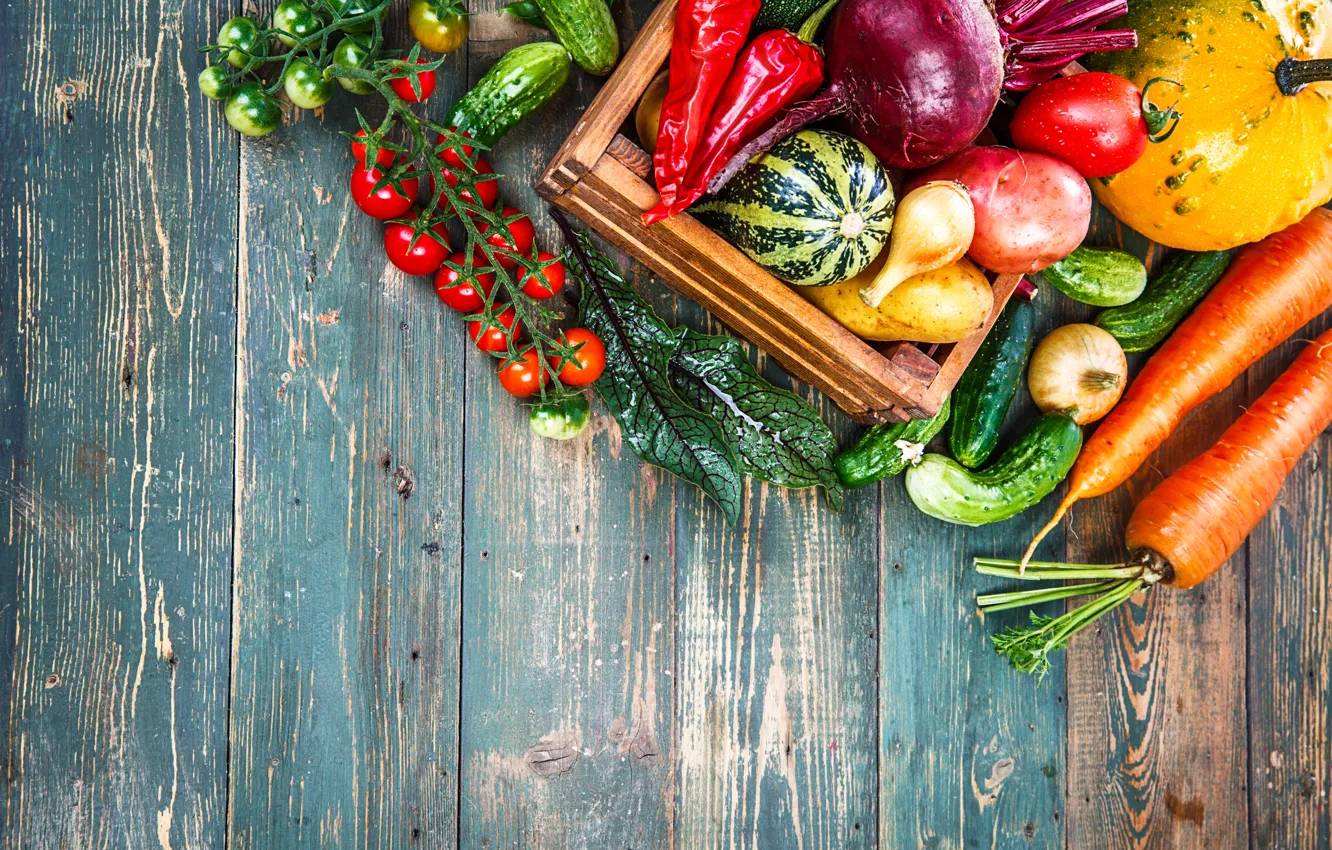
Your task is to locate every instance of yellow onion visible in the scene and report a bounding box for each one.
[859,181,974,307]
[1028,323,1127,425]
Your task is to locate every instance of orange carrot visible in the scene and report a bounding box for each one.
[1023,207,1332,566]
[976,328,1332,675]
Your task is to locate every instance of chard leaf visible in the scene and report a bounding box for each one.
[669,330,843,511]
[554,212,743,524]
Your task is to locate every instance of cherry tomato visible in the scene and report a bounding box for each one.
[468,307,521,352]
[271,0,320,47]
[497,349,549,398]
[434,128,474,168]
[476,207,535,267]
[409,0,469,54]
[217,16,266,68]
[429,157,499,213]
[520,252,564,299]
[198,65,233,101]
[434,253,497,312]
[389,58,437,102]
[284,58,334,109]
[1010,72,1181,179]
[351,129,396,168]
[330,35,376,94]
[351,163,419,219]
[383,214,450,276]
[319,0,387,33]
[225,82,281,137]
[554,328,606,386]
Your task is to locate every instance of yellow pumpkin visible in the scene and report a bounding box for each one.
[1088,0,1332,250]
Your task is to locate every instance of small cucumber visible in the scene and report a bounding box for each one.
[532,0,619,75]
[444,42,571,148]
[1096,250,1231,352]
[1041,246,1147,307]
[905,413,1081,526]
[836,397,951,489]
[949,297,1035,468]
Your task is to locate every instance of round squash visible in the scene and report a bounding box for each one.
[1088,0,1332,250]
[693,129,895,286]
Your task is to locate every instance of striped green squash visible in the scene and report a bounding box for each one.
[695,129,895,287]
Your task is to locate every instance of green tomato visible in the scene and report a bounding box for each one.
[217,16,266,68]
[408,0,468,54]
[271,0,321,47]
[284,59,334,108]
[320,0,387,33]
[529,394,592,440]
[225,82,282,137]
[329,35,377,94]
[197,65,233,100]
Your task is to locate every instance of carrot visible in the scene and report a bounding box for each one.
[976,328,1332,675]
[1022,207,1332,568]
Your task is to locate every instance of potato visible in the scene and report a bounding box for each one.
[802,255,994,343]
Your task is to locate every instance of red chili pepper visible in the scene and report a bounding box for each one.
[644,0,760,226]
[658,29,824,220]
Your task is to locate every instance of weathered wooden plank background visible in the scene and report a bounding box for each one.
[1,0,1330,848]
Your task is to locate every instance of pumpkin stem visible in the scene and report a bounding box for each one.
[1276,57,1332,96]
[1141,77,1183,143]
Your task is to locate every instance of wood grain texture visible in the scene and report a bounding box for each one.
[456,5,678,848]
[1246,309,1332,850]
[1064,213,1249,850]
[226,20,466,848]
[879,285,1069,850]
[0,0,237,846]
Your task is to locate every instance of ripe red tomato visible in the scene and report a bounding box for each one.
[434,253,496,312]
[521,252,565,299]
[497,349,548,397]
[468,306,521,352]
[1010,72,1180,179]
[351,129,395,168]
[388,59,437,102]
[434,127,475,169]
[383,214,450,276]
[429,157,499,213]
[554,328,606,386]
[476,207,535,267]
[351,163,419,219]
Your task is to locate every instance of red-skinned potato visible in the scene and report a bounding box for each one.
[910,146,1090,274]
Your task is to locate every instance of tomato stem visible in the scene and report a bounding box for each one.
[1141,77,1183,142]
[1276,57,1332,96]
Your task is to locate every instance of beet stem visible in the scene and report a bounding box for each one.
[1018,0,1127,36]
[1010,29,1137,61]
[706,89,844,195]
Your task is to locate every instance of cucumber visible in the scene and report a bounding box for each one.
[949,297,1035,468]
[835,398,951,488]
[444,42,571,148]
[905,413,1082,526]
[1041,246,1147,306]
[532,0,619,75]
[754,0,826,31]
[1096,250,1231,352]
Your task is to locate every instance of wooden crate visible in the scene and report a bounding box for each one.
[536,0,1023,423]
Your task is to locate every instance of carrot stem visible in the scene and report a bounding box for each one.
[989,578,1146,677]
[976,580,1123,612]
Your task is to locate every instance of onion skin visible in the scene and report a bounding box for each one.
[1027,323,1127,425]
[823,0,1003,170]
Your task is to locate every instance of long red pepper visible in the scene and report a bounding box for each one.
[645,0,760,226]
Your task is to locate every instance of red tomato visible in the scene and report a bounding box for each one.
[497,349,548,398]
[468,306,521,352]
[520,252,564,299]
[434,253,496,312]
[554,328,606,386]
[428,157,500,213]
[351,129,395,168]
[434,127,475,169]
[1010,72,1180,179]
[351,163,419,219]
[476,207,535,267]
[388,59,437,102]
[383,213,450,276]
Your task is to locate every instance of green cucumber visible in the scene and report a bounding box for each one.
[1096,250,1230,352]
[905,413,1082,526]
[532,0,619,75]
[754,0,826,31]
[444,42,571,148]
[949,297,1035,468]
[1041,246,1147,306]
[835,398,950,489]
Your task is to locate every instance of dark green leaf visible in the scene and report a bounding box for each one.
[500,0,549,29]
[669,330,843,511]
[554,214,744,524]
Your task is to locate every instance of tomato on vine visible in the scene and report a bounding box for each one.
[198,65,233,101]
[319,0,388,33]
[284,59,334,109]
[409,0,469,54]
[469,307,521,352]
[330,35,377,94]
[477,207,535,267]
[497,349,549,398]
[225,82,282,137]
[271,0,321,47]
[434,254,496,312]
[351,129,396,167]
[553,328,606,386]
[217,16,266,68]
[434,128,475,168]
[351,162,419,219]
[384,214,450,276]
[389,58,437,102]
[520,252,564,299]
[432,158,499,212]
